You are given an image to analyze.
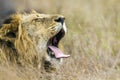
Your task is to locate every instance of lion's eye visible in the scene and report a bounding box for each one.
[34,18,45,22]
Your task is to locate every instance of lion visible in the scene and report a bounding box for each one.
[0,11,70,72]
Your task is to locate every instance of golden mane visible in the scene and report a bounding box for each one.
[0,14,40,67]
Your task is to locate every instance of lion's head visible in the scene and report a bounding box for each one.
[0,11,70,72]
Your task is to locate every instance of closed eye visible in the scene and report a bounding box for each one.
[34,18,45,22]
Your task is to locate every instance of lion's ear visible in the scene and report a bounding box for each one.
[0,14,21,39]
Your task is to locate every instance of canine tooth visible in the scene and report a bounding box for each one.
[63,23,67,32]
[51,52,54,54]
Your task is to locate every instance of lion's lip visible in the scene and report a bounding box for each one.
[47,28,70,59]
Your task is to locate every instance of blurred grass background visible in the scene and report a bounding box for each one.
[0,0,120,80]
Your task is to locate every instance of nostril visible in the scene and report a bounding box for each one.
[54,17,65,24]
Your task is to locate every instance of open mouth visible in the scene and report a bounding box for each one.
[47,28,70,59]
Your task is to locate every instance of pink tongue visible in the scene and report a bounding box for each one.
[48,46,70,58]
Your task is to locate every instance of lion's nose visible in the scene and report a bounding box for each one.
[54,17,65,24]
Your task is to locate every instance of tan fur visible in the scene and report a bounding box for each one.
[0,11,65,71]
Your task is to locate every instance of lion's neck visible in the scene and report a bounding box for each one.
[0,39,41,67]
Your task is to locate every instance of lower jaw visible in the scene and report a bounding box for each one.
[44,54,63,71]
[44,60,59,72]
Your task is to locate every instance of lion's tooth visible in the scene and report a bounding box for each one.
[51,52,54,54]
[63,23,67,33]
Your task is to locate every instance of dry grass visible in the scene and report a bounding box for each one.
[0,0,120,80]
